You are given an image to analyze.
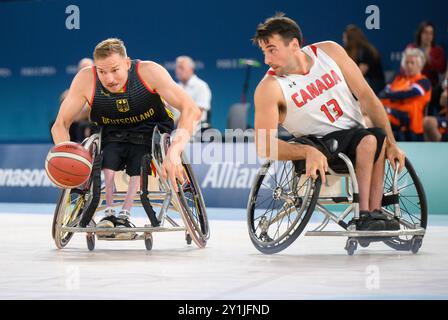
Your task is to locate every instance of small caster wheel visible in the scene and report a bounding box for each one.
[345,239,357,256]
[411,237,422,254]
[358,239,370,248]
[145,233,153,251]
[86,233,95,251]
[186,233,192,245]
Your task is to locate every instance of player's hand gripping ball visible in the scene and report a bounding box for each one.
[45,142,93,189]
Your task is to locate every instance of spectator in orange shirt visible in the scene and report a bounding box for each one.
[379,48,432,141]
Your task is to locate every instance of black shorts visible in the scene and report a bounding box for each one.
[321,127,386,163]
[102,142,151,176]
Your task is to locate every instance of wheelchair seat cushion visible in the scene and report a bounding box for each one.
[291,127,386,165]
[321,127,386,163]
[289,135,335,160]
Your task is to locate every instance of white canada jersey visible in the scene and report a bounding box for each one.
[269,44,366,137]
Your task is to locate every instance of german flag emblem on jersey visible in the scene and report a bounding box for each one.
[116,99,130,112]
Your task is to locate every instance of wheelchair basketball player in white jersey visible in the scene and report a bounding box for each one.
[253,13,405,231]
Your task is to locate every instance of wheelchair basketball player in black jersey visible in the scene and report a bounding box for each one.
[51,38,201,237]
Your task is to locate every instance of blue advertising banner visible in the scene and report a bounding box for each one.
[0,142,446,214]
[0,144,60,203]
[0,143,262,207]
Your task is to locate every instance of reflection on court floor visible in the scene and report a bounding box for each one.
[0,207,447,299]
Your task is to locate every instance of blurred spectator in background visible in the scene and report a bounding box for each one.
[423,69,448,141]
[172,56,212,137]
[59,58,94,102]
[343,24,385,94]
[407,21,446,88]
[56,58,96,142]
[79,58,94,68]
[379,48,431,141]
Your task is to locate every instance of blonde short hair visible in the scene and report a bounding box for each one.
[401,48,426,69]
[93,38,127,60]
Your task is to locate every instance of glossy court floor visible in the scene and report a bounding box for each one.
[0,204,447,300]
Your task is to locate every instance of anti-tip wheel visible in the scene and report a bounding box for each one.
[186,233,192,245]
[358,239,370,248]
[345,239,357,256]
[411,237,422,254]
[86,233,95,251]
[145,233,153,251]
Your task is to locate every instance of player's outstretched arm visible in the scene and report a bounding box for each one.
[51,68,93,144]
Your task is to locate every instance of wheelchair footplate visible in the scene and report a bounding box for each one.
[305,228,426,238]
[62,225,185,232]
[305,229,425,255]
[61,225,187,250]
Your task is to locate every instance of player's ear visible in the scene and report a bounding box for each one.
[126,57,131,69]
[290,38,300,50]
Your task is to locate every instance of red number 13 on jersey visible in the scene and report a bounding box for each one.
[320,99,343,123]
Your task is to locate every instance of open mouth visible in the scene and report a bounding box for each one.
[108,84,120,91]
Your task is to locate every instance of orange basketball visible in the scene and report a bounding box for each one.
[45,142,93,189]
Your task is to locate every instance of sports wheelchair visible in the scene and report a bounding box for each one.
[247,137,427,256]
[52,126,209,251]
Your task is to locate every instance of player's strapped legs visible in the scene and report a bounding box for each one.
[322,127,391,229]
[369,137,386,211]
[102,142,128,208]
[320,127,386,163]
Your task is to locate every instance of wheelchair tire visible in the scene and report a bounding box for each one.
[154,130,209,248]
[52,135,101,249]
[52,188,87,249]
[382,158,427,251]
[175,161,209,248]
[247,160,321,254]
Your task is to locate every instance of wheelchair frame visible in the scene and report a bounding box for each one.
[52,126,209,251]
[247,146,427,256]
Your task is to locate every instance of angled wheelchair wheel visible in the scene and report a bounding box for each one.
[154,130,209,248]
[381,157,427,252]
[247,160,321,254]
[52,135,102,249]
[52,189,85,248]
[176,161,210,245]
